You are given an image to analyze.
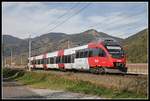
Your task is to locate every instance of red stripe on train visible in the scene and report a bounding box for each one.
[58,50,64,69]
[88,42,98,68]
[43,53,47,69]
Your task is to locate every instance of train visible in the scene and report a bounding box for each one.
[28,38,127,74]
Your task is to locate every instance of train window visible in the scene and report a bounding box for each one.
[99,48,106,57]
[84,51,88,57]
[45,58,47,64]
[59,56,61,63]
[45,59,46,64]
[53,57,56,64]
[43,59,45,64]
[71,54,75,63]
[36,60,38,64]
[49,58,51,64]
[68,55,71,63]
[64,56,67,63]
[48,58,50,64]
[41,59,44,64]
[42,59,44,64]
[92,48,99,56]
[52,57,55,64]
[75,51,80,58]
[56,57,58,63]
[38,59,39,64]
[80,51,84,58]
[50,57,53,64]
[88,50,93,57]
[62,56,65,63]
[40,59,42,64]
[56,56,61,63]
[60,56,62,63]
[38,59,40,64]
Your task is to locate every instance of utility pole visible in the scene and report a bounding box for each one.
[3,58,6,67]
[21,54,22,65]
[67,40,70,48]
[28,35,31,71]
[11,48,12,67]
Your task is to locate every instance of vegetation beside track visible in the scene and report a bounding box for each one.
[2,68,148,99]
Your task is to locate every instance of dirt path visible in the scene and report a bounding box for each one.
[2,79,102,99]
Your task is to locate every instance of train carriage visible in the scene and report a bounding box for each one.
[28,38,127,74]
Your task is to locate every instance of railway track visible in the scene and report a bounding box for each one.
[24,68,147,80]
[5,67,147,77]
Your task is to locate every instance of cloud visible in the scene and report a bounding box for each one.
[2,2,78,38]
[2,2,148,39]
[85,10,147,38]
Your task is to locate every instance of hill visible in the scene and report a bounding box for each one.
[123,28,148,63]
[2,29,123,57]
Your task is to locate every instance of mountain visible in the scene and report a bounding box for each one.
[123,28,148,63]
[2,35,23,44]
[2,29,124,65]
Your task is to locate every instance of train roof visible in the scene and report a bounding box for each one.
[94,38,120,46]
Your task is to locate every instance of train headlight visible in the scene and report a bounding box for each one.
[116,60,121,62]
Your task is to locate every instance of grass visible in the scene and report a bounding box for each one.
[2,68,148,99]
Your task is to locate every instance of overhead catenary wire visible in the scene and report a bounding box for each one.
[84,9,146,31]
[24,3,80,48]
[35,3,80,34]
[46,3,91,33]
[79,8,147,39]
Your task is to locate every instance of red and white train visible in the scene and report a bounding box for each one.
[28,38,127,74]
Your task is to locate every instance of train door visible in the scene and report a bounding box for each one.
[43,53,48,70]
[70,54,75,69]
[74,49,89,70]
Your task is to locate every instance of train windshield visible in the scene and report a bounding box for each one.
[106,45,124,58]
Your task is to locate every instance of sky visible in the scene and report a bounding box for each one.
[2,2,148,39]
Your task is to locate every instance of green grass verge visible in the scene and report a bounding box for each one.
[2,68,147,99]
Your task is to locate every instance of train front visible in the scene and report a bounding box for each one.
[103,39,127,73]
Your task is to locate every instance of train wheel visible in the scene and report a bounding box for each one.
[98,67,105,74]
[44,67,48,71]
[60,67,66,72]
[90,68,100,74]
[89,68,97,74]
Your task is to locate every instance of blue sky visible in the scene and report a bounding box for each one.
[2,2,148,39]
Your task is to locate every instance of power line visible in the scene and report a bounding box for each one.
[80,9,147,39]
[47,3,91,33]
[35,3,80,34]
[87,9,146,30]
